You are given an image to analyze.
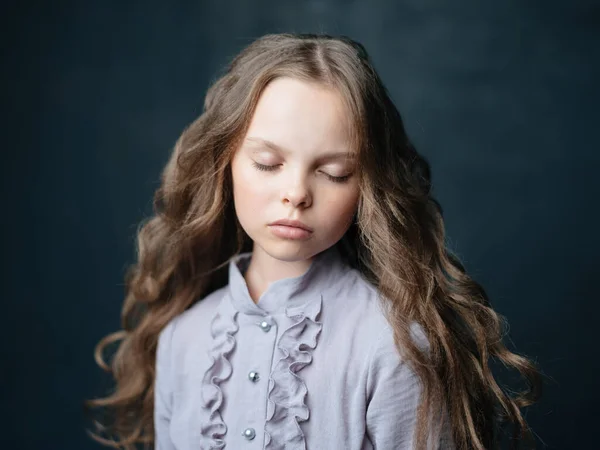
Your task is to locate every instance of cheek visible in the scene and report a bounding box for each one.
[232,162,271,218]
[319,186,359,226]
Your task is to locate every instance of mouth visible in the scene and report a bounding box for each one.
[267,219,313,240]
[268,219,313,232]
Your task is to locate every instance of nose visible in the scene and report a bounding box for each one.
[282,177,312,209]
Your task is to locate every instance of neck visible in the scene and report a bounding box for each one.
[243,245,315,304]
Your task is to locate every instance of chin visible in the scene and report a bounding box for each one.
[256,239,319,262]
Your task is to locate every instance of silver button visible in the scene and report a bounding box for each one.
[242,427,256,440]
[248,371,260,382]
[259,320,271,332]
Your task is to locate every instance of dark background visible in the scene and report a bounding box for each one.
[3,0,598,449]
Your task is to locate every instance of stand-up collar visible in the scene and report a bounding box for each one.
[227,245,347,316]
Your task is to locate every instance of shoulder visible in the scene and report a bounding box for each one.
[157,285,228,353]
[331,267,431,365]
[326,266,390,333]
[318,267,418,381]
[366,322,429,373]
[328,267,428,350]
[371,321,430,358]
[176,285,227,329]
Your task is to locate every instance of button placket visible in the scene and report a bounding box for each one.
[247,319,272,389]
[238,315,277,445]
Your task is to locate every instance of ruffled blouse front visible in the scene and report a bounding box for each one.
[154,244,456,450]
[198,246,341,449]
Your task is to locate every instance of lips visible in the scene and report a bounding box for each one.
[268,219,313,232]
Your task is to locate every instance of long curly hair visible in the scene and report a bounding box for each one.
[86,33,542,450]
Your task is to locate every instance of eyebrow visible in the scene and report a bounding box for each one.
[244,137,356,161]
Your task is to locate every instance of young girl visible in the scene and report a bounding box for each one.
[88,33,542,450]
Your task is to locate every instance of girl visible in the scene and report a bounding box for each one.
[87,33,542,449]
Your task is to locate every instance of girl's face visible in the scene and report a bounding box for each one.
[230,77,359,263]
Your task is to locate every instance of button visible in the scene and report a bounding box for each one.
[242,427,256,440]
[248,371,260,382]
[259,320,271,332]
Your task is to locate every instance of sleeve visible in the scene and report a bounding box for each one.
[365,325,454,450]
[154,319,178,450]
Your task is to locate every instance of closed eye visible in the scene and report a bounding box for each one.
[251,161,352,184]
[321,172,351,183]
[252,161,279,172]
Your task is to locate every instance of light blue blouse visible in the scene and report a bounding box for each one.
[154,244,454,449]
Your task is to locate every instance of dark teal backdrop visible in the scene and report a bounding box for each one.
[3,0,598,449]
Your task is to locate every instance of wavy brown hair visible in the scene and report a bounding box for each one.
[86,33,542,450]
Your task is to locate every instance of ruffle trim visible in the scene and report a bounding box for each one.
[264,295,324,449]
[199,299,239,449]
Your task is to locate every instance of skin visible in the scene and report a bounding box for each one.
[230,77,360,304]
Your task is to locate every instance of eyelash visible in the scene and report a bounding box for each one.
[251,162,351,183]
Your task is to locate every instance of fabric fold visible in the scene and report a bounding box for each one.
[264,295,324,449]
[199,296,239,449]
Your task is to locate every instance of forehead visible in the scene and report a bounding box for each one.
[243,77,355,157]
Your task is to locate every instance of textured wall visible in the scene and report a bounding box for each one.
[3,0,598,448]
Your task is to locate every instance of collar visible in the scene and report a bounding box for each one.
[226,244,347,317]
